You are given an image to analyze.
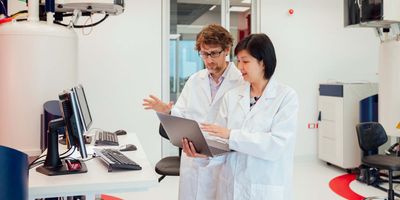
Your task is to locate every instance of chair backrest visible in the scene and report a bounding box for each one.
[159,123,169,140]
[0,145,29,200]
[159,123,182,157]
[356,122,388,153]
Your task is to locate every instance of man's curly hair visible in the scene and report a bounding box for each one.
[195,24,233,51]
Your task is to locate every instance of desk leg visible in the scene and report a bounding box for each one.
[85,194,96,200]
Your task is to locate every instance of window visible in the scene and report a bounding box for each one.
[161,0,258,156]
[167,0,255,102]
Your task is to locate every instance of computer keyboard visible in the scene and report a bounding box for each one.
[94,148,142,172]
[94,131,119,146]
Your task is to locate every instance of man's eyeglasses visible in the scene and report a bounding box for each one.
[198,49,224,59]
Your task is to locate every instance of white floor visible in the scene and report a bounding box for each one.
[113,158,390,200]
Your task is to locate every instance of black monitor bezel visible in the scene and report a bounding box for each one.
[72,84,93,132]
[59,90,88,159]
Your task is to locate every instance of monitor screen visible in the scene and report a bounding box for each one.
[59,90,88,159]
[72,85,93,132]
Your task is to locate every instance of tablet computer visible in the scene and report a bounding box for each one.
[156,112,230,157]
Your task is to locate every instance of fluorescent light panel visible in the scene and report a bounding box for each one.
[229,6,250,12]
[209,5,217,11]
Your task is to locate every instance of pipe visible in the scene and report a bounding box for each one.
[0,17,12,24]
[28,0,39,22]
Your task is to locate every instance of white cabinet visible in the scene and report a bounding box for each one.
[318,83,378,169]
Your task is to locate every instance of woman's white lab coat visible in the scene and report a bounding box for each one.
[215,78,299,200]
[171,63,243,200]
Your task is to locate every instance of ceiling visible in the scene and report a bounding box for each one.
[172,0,251,26]
[177,0,251,6]
[174,3,214,25]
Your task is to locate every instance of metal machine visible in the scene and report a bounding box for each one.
[0,0,124,155]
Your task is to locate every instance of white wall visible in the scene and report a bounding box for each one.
[5,0,383,162]
[7,0,163,164]
[76,1,162,164]
[379,41,400,137]
[260,0,380,157]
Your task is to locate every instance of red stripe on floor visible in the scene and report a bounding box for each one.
[101,194,123,200]
[329,174,365,200]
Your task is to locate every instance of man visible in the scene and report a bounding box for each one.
[143,24,243,200]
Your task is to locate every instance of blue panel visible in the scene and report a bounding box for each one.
[360,94,379,122]
[0,0,7,16]
[42,100,63,152]
[45,0,55,12]
[319,84,343,97]
[0,146,28,200]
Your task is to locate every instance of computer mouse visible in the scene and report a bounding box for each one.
[119,144,137,151]
[114,129,127,135]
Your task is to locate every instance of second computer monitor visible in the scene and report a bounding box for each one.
[72,85,93,132]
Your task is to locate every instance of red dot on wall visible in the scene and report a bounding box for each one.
[289,9,294,15]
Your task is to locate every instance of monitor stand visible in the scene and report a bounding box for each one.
[36,118,88,176]
[36,159,87,176]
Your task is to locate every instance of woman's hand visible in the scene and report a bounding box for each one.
[142,95,173,114]
[200,123,231,139]
[182,138,207,158]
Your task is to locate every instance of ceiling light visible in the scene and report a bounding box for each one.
[241,0,251,4]
[209,5,217,11]
[229,6,250,12]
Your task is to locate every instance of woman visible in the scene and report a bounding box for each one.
[200,33,299,200]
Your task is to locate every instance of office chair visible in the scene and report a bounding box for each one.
[356,122,400,200]
[155,124,181,182]
[0,145,29,200]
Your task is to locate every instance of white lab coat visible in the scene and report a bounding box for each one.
[170,62,243,200]
[215,78,299,200]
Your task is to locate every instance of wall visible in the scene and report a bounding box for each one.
[379,41,400,137]
[5,0,382,162]
[5,1,163,164]
[260,0,380,157]
[76,1,163,164]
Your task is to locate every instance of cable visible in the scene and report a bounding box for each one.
[28,160,45,169]
[60,145,75,157]
[10,10,27,18]
[60,146,76,159]
[54,14,109,28]
[28,146,75,169]
[28,154,47,169]
[82,15,94,35]
[11,13,27,19]
[80,154,96,162]
[0,17,12,24]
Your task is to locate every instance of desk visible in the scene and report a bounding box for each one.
[29,133,158,199]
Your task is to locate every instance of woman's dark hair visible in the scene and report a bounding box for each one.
[234,33,276,80]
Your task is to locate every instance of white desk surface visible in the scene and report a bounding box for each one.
[29,132,158,199]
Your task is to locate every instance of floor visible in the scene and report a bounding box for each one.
[111,157,390,200]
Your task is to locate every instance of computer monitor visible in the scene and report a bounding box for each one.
[66,90,88,159]
[36,89,88,176]
[72,84,93,133]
